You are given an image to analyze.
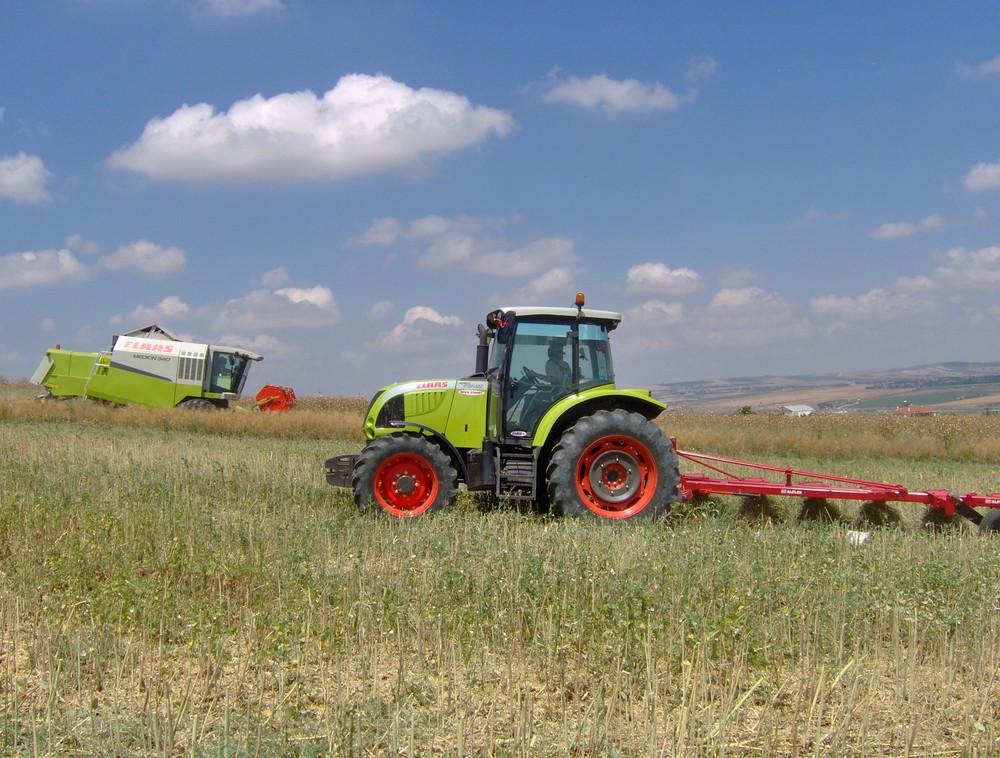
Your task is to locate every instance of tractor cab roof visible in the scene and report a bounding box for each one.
[494,306,622,326]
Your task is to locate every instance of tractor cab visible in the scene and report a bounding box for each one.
[483,293,621,443]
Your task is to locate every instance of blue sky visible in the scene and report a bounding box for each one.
[3,1,1000,396]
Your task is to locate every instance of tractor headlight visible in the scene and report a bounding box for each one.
[376,394,405,428]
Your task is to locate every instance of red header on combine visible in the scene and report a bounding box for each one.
[255,385,296,413]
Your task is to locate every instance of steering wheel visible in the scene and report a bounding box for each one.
[521,366,540,385]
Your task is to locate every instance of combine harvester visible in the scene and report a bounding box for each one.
[326,294,1000,532]
[31,324,294,412]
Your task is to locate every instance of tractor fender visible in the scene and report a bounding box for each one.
[532,388,667,449]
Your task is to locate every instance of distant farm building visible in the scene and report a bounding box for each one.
[893,403,941,416]
[783,404,815,417]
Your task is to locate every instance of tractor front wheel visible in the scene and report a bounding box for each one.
[352,435,458,518]
[546,409,679,520]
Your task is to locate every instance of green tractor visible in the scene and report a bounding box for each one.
[326,294,682,520]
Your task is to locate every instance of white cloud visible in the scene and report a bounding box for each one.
[376,306,462,351]
[273,285,337,310]
[366,300,394,319]
[0,249,89,289]
[107,73,515,184]
[194,0,284,17]
[627,300,684,324]
[258,266,290,286]
[686,286,810,349]
[352,213,576,279]
[347,217,403,247]
[503,266,581,304]
[0,152,52,205]
[98,240,187,276]
[214,286,342,330]
[956,55,1000,78]
[869,209,987,240]
[810,288,923,321]
[541,73,682,115]
[963,160,1000,193]
[110,296,191,327]
[626,262,701,296]
[537,59,715,116]
[933,246,1000,291]
[467,238,576,277]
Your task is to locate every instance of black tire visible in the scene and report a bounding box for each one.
[180,398,216,411]
[979,509,1000,534]
[546,409,680,520]
[351,435,458,518]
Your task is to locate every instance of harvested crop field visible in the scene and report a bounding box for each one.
[1,386,999,755]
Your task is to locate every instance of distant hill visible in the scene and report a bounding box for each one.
[651,362,1000,414]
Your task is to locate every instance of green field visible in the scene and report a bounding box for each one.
[2,386,999,755]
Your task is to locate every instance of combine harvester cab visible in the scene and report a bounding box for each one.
[31,324,263,410]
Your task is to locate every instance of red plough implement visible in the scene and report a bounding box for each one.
[673,441,1000,526]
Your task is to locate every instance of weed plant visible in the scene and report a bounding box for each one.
[1,393,999,754]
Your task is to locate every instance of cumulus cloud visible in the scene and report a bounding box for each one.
[627,300,684,324]
[0,249,89,289]
[869,209,987,240]
[258,266,290,286]
[375,306,462,351]
[107,74,514,184]
[0,237,187,290]
[214,286,341,331]
[194,0,285,17]
[503,266,582,304]
[366,299,394,319]
[0,152,52,205]
[98,240,187,276]
[626,262,701,296]
[956,55,1000,78]
[536,59,715,116]
[811,288,923,321]
[963,160,1000,193]
[347,217,403,247]
[110,296,191,327]
[685,286,810,349]
[933,245,1000,290]
[351,213,577,278]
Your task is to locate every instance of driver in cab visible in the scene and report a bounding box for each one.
[526,342,571,386]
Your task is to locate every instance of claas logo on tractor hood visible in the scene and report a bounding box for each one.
[414,381,451,390]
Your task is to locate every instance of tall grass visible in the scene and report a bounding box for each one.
[1,394,999,754]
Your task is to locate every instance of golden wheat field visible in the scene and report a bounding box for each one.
[1,380,999,756]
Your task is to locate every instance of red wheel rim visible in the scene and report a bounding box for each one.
[373,452,440,517]
[575,434,658,518]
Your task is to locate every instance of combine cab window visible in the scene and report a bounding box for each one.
[207,352,252,395]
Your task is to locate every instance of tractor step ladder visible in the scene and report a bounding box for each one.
[83,351,111,399]
[496,449,536,501]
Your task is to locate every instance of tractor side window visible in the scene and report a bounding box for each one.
[577,323,615,390]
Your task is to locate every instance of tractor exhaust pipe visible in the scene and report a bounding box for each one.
[475,323,489,375]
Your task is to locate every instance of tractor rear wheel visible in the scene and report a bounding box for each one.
[352,435,457,518]
[546,409,679,520]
